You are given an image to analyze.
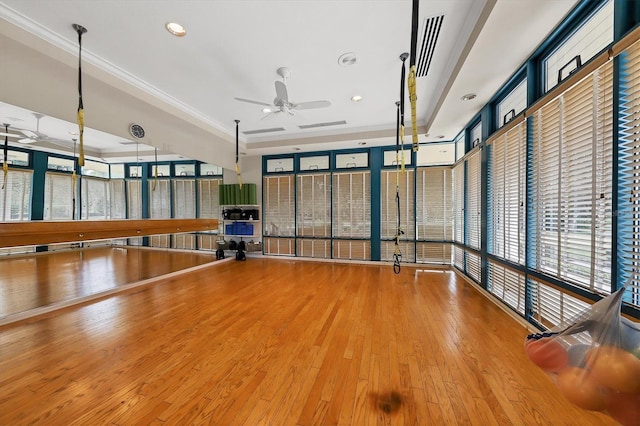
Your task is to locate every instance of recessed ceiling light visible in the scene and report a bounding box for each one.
[358,141,367,146]
[293,147,301,151]
[461,93,476,101]
[437,135,445,139]
[351,95,363,102]
[338,52,358,67]
[262,107,272,113]
[165,22,186,37]
[68,131,78,136]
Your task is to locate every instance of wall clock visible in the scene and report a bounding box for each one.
[129,123,145,139]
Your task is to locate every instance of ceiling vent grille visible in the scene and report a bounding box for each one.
[298,120,347,130]
[243,127,285,135]
[416,14,445,77]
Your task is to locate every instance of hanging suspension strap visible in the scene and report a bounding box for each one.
[72,138,77,220]
[235,119,243,189]
[408,0,419,152]
[152,147,158,191]
[73,24,87,167]
[2,124,8,190]
[393,101,403,275]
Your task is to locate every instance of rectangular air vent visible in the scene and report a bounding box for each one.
[298,120,347,130]
[417,14,445,77]
[243,127,285,135]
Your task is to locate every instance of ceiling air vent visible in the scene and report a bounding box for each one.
[416,14,445,77]
[243,127,285,135]
[298,120,347,130]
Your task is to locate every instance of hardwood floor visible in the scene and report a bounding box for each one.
[0,256,617,425]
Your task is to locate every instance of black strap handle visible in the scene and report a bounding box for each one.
[503,109,516,125]
[557,55,582,84]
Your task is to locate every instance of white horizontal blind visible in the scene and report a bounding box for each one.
[416,242,451,264]
[109,180,126,219]
[44,172,76,220]
[416,167,452,241]
[81,177,109,220]
[381,240,415,263]
[618,40,640,308]
[126,180,142,219]
[198,178,222,219]
[149,180,171,218]
[453,246,464,270]
[488,122,525,264]
[0,169,32,221]
[297,173,331,238]
[333,240,370,261]
[487,261,525,314]
[466,150,481,250]
[173,179,196,218]
[297,238,331,258]
[532,60,613,293]
[381,169,415,240]
[452,162,464,244]
[172,234,195,249]
[263,237,295,256]
[466,250,481,283]
[529,278,591,329]
[332,171,370,238]
[263,175,295,237]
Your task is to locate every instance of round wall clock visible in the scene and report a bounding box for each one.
[129,123,145,139]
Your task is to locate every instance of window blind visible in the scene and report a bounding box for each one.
[618,39,640,308]
[297,238,331,258]
[381,169,414,240]
[466,250,481,283]
[416,166,452,241]
[173,179,196,218]
[452,162,464,244]
[532,59,613,293]
[332,171,370,239]
[44,172,76,220]
[466,150,481,250]
[296,173,331,237]
[81,177,109,219]
[453,246,464,270]
[488,121,526,264]
[109,180,126,219]
[263,175,295,237]
[149,180,171,218]
[487,261,525,314]
[529,277,591,329]
[0,169,32,221]
[126,180,142,219]
[416,242,451,264]
[198,178,222,219]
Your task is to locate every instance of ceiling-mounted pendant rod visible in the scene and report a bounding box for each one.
[2,124,8,190]
[235,119,243,190]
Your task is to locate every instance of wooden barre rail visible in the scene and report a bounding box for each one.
[0,218,219,248]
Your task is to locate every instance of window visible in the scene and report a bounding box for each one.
[198,178,222,219]
[297,173,331,238]
[381,169,415,262]
[44,172,76,219]
[128,165,142,178]
[497,79,527,127]
[263,175,295,237]
[0,149,29,167]
[544,0,613,91]
[81,177,109,219]
[454,132,465,161]
[452,162,464,244]
[488,261,526,315]
[111,164,125,179]
[529,277,590,328]
[47,156,74,172]
[466,150,481,250]
[266,158,294,173]
[0,169,32,221]
[488,121,526,264]
[383,149,412,167]
[151,164,170,178]
[416,143,455,166]
[299,155,329,171]
[81,160,109,178]
[335,152,368,169]
[470,122,482,148]
[199,163,223,176]
[173,179,195,218]
[332,171,371,239]
[149,179,171,218]
[416,167,452,241]
[109,180,126,219]
[617,39,640,308]
[532,59,613,294]
[175,164,195,177]
[126,180,142,219]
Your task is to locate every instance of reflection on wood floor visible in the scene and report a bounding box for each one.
[0,258,617,425]
[0,246,216,319]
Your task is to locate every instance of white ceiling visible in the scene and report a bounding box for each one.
[0,0,578,170]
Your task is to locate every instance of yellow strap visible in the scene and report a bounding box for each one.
[2,162,7,190]
[235,163,243,189]
[408,65,418,152]
[77,109,85,166]
[152,164,158,191]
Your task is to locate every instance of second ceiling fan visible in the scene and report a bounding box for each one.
[234,67,331,117]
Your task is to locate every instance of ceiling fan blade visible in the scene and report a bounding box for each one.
[234,97,272,107]
[275,81,288,103]
[18,137,37,144]
[19,129,38,138]
[293,100,331,110]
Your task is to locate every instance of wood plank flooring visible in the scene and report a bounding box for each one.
[0,255,618,425]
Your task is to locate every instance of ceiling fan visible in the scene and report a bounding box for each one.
[15,113,71,146]
[234,67,331,117]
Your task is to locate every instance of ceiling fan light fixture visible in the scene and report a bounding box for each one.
[262,107,272,113]
[338,52,358,67]
[461,93,476,101]
[165,22,186,37]
[351,95,363,102]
